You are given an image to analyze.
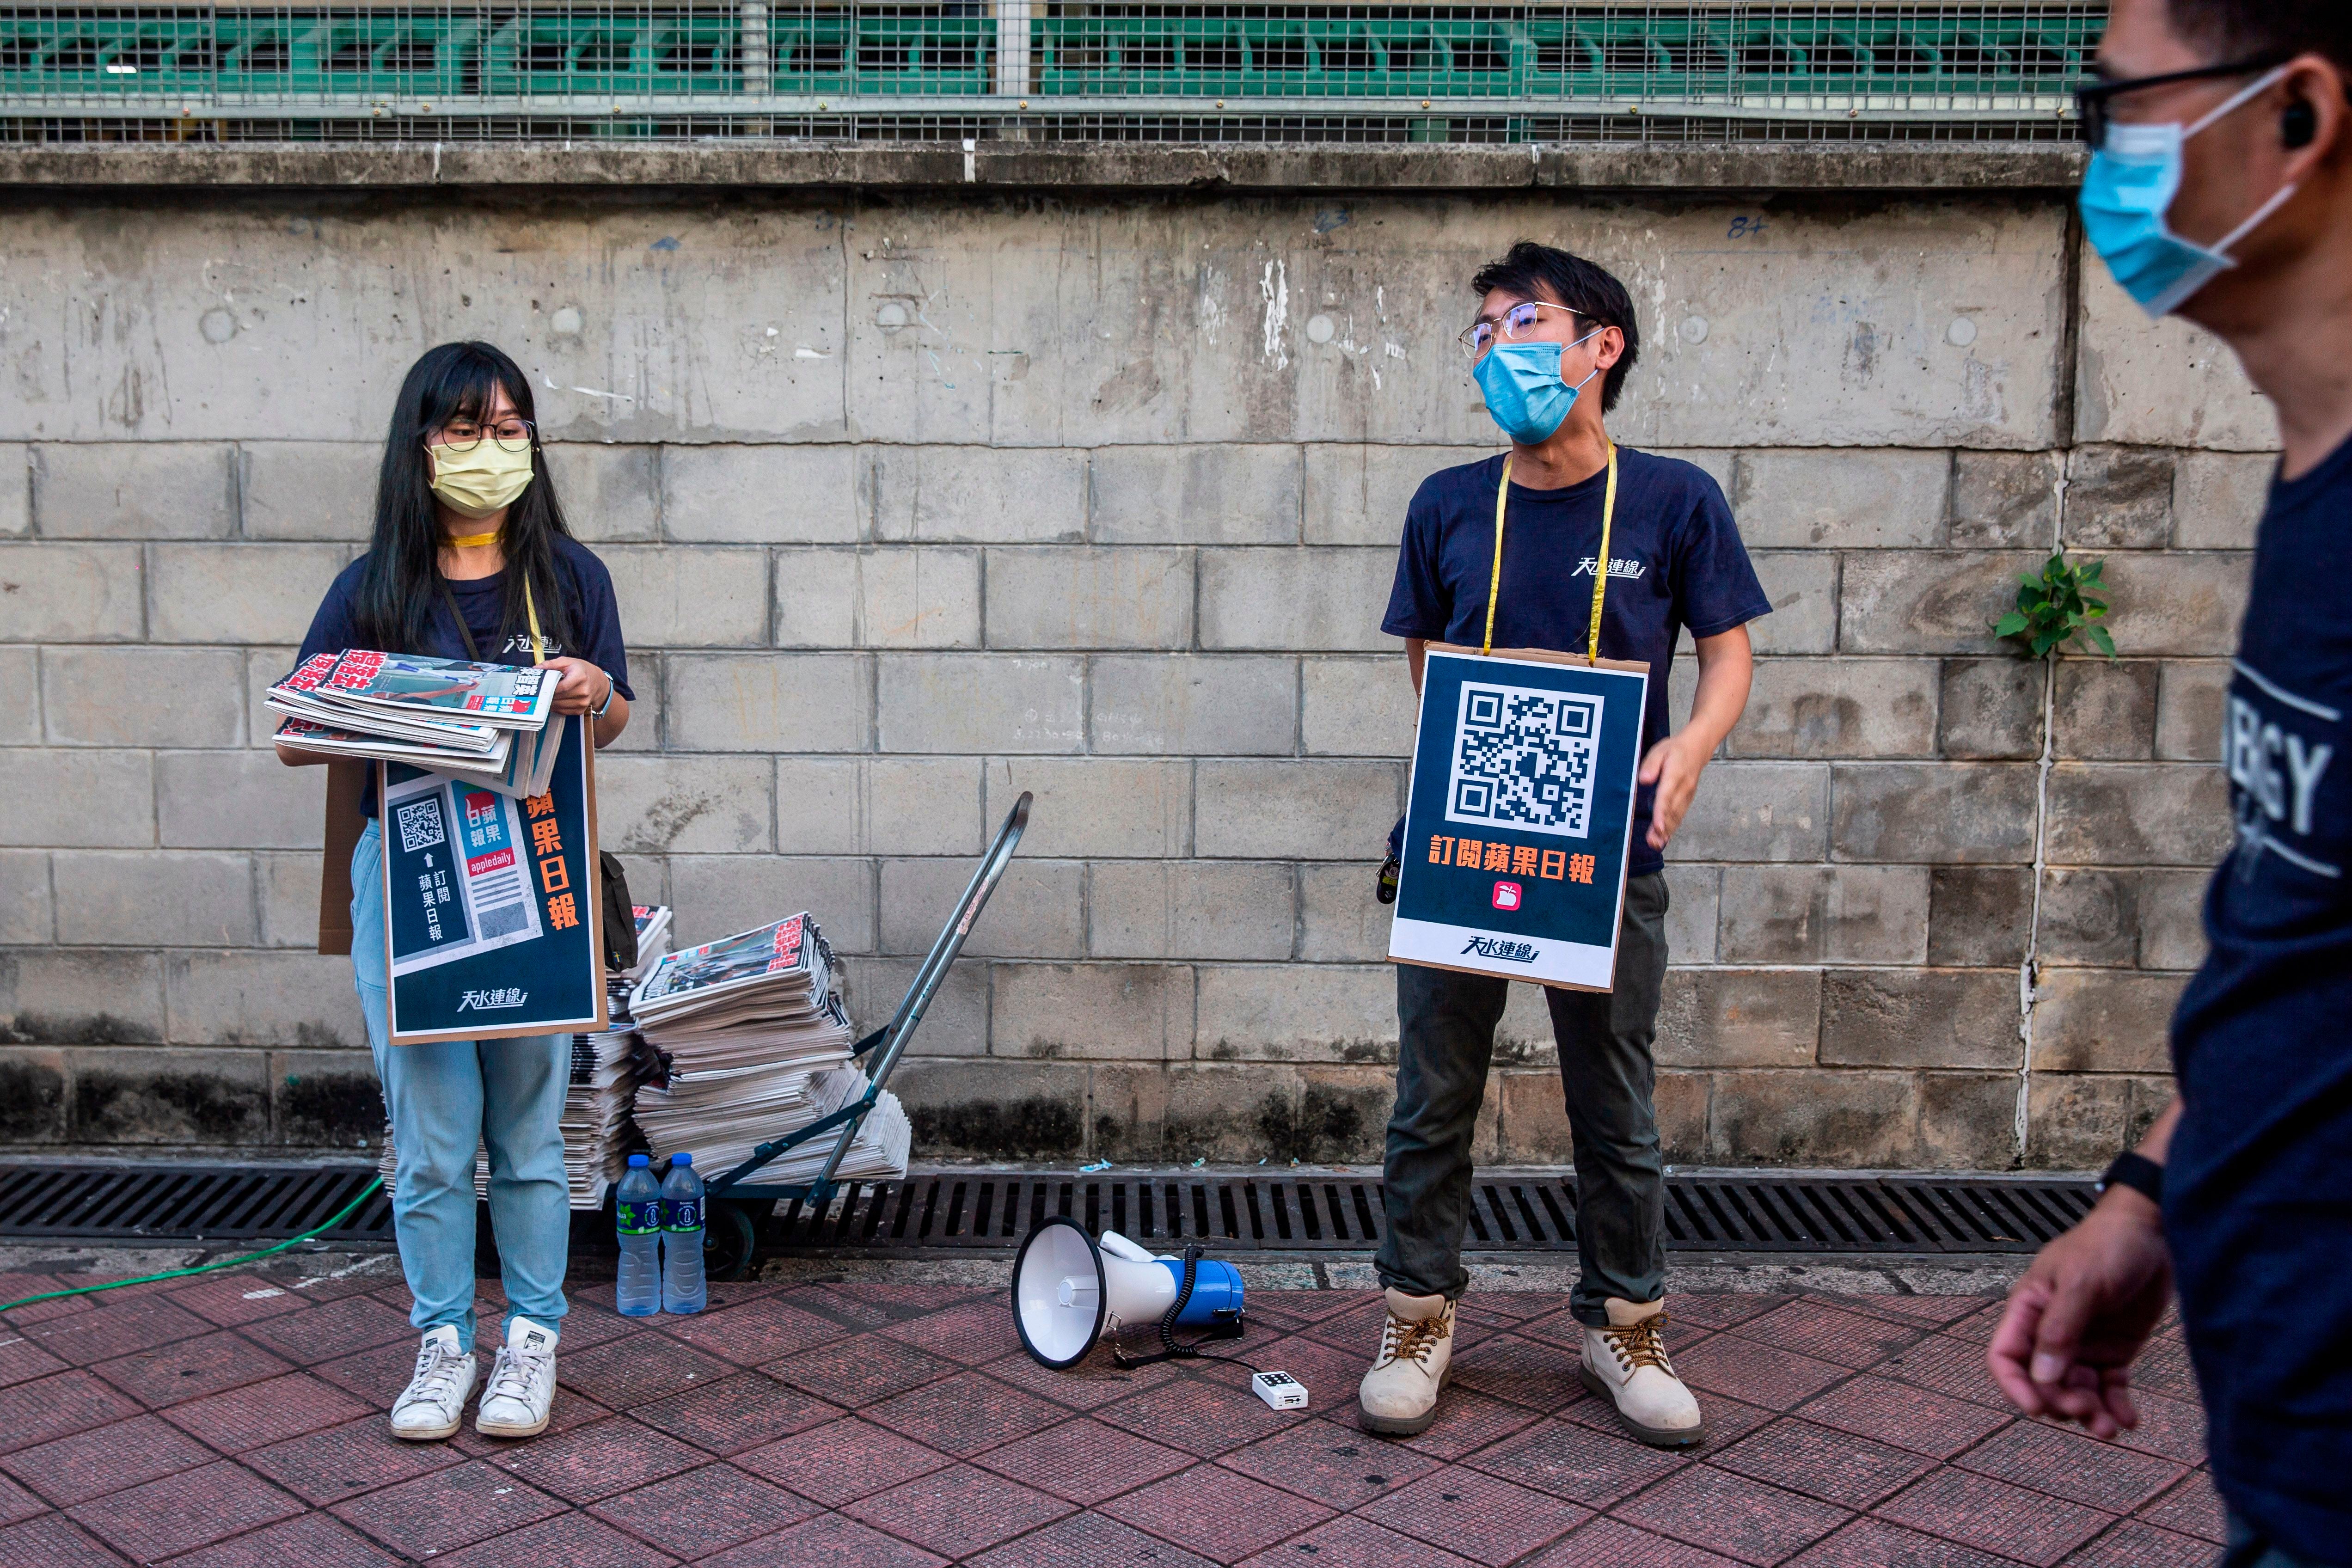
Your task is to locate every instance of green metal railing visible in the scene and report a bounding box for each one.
[0,4,2100,139]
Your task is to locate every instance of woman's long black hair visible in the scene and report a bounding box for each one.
[352,341,577,657]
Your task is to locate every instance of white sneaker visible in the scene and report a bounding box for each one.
[1357,1288,1456,1436]
[1578,1297,1705,1448]
[390,1325,478,1441]
[474,1316,559,1439]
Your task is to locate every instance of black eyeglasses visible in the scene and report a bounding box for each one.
[2073,53,2288,148]
[435,418,537,454]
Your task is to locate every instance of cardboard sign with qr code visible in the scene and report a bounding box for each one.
[1388,646,1649,992]
[379,714,606,1043]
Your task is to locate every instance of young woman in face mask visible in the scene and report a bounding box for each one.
[276,341,632,1444]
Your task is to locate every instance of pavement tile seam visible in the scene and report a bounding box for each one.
[2058,1517,2222,1568]
[0,1409,229,1509]
[1094,1459,1341,1562]
[960,1508,1227,1568]
[325,1458,570,1559]
[154,1509,412,1568]
[432,1510,685,1568]
[1866,1463,2121,1568]
[582,1460,822,1558]
[0,1511,139,1568]
[1348,1464,1593,1563]
[62,1457,310,1563]
[1118,1501,1334,1563]
[837,1460,1078,1560]
[1600,1460,1857,1568]
[1944,1416,2192,1517]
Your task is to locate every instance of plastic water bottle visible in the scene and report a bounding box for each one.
[614,1154,662,1317]
[661,1153,707,1315]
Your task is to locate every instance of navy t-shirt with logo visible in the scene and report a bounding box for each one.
[293,535,633,814]
[1380,448,1771,878]
[2167,435,2352,1560]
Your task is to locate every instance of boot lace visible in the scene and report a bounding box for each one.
[1599,1313,1674,1376]
[1376,1308,1450,1371]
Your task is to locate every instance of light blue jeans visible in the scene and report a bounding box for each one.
[353,819,570,1351]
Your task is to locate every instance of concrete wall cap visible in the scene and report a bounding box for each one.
[0,139,2088,193]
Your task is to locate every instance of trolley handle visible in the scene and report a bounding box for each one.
[805,791,1031,1196]
[710,792,1031,1199]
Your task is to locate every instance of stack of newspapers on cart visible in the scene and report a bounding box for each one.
[628,913,911,1188]
[267,649,565,799]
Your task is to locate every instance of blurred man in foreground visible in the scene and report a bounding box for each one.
[1988,4,2352,1564]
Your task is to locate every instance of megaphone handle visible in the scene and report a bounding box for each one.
[1115,1244,1210,1369]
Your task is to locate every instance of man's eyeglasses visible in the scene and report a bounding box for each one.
[436,419,537,454]
[2073,53,2289,149]
[1458,300,1583,361]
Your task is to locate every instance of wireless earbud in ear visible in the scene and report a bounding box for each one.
[2284,99,2317,149]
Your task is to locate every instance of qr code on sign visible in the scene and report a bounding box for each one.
[1446,682,1605,839]
[395,797,447,856]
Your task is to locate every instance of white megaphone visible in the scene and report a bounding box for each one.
[1011,1215,1245,1369]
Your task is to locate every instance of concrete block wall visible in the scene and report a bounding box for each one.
[0,186,2272,1169]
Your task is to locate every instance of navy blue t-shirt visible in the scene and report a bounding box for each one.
[2167,434,2352,1561]
[1381,448,1770,877]
[293,535,633,813]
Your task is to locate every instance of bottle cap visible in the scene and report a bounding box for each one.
[674,1152,692,1165]
[627,1153,649,1168]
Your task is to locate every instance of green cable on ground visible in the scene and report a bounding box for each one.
[0,1175,387,1315]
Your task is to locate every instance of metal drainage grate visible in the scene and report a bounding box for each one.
[0,1163,393,1244]
[0,1164,2095,1257]
[770,1171,2097,1256]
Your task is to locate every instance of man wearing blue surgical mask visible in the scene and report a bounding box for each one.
[1988,4,2352,1564]
[1362,243,1769,1445]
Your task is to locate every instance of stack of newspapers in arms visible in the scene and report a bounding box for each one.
[268,649,564,798]
[628,913,912,1188]
[380,903,674,1209]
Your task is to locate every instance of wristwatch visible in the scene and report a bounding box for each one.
[590,673,618,718]
[2096,1150,2163,1205]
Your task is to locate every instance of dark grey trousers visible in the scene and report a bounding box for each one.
[1376,873,1670,1327]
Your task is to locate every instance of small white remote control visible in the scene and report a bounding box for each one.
[1251,1370,1308,1411]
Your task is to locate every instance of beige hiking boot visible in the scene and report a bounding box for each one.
[1578,1297,1705,1448]
[1357,1288,1456,1436]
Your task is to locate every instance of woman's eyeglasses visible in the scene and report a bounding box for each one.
[2072,54,2288,149]
[1458,300,1583,361]
[436,418,537,454]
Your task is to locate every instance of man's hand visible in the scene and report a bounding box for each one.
[1986,1188,2173,1440]
[1636,731,1711,850]
[537,656,611,717]
[1645,625,1752,851]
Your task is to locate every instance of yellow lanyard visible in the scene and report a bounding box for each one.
[1482,443,1618,661]
[523,575,546,665]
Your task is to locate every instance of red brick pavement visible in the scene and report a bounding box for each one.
[0,1270,2222,1566]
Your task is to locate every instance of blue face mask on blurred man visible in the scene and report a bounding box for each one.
[2080,65,2298,317]
[1473,327,1604,446]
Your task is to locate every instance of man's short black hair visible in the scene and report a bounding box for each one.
[2167,0,2352,76]
[1470,241,1641,413]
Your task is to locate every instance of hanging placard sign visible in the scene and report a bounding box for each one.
[1388,644,1650,992]
[380,714,606,1043]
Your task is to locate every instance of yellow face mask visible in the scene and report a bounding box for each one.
[427,439,536,519]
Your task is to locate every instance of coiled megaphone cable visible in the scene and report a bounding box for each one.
[1113,1244,1257,1370]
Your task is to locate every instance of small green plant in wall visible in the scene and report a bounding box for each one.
[1993,550,2116,659]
